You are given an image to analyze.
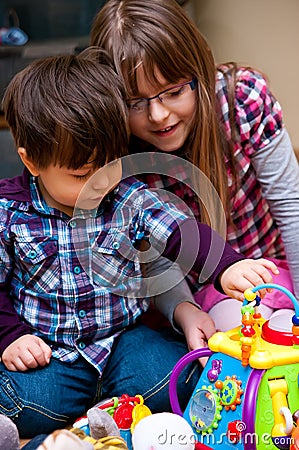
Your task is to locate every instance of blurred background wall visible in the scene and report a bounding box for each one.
[0,0,106,40]
[187,0,299,152]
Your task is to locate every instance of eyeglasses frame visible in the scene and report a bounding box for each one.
[127,76,197,112]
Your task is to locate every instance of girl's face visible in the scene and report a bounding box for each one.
[128,67,196,152]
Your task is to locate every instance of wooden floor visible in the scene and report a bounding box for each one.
[20,438,31,448]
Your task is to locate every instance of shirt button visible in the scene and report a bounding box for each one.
[74,266,81,274]
[69,221,77,228]
[28,250,37,259]
[78,342,86,350]
[112,241,120,250]
[79,310,86,318]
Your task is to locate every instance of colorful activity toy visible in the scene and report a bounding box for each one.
[169,283,299,450]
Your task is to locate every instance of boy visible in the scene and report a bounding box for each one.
[0,49,277,437]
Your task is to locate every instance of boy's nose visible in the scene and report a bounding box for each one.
[91,170,110,190]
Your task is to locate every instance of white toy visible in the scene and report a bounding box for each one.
[132,412,195,450]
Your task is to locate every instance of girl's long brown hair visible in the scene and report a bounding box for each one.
[90,0,238,225]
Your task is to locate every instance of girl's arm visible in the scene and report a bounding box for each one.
[251,128,299,298]
[145,257,217,349]
[144,256,198,327]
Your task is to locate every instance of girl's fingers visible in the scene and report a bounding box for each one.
[258,258,279,275]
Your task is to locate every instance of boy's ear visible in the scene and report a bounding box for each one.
[17,147,40,176]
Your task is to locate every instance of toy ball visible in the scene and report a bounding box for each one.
[132,412,195,449]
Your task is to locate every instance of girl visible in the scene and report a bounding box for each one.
[90,0,299,336]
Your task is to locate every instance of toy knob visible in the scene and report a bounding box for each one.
[244,288,256,302]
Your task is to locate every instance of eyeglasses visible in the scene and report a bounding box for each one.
[127,77,197,115]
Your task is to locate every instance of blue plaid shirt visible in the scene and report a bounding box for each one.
[0,170,243,374]
[0,171,192,374]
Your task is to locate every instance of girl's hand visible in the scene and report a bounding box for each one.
[220,258,279,301]
[2,334,52,371]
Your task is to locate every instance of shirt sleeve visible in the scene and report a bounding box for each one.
[145,257,200,332]
[0,210,31,356]
[251,128,299,298]
[0,283,31,355]
[234,67,283,153]
[161,219,245,292]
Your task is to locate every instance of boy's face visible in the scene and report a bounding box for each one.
[18,148,122,216]
[39,161,122,216]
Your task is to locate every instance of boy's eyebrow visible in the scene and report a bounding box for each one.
[85,158,98,166]
[71,159,96,172]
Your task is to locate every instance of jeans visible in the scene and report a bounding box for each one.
[0,324,200,438]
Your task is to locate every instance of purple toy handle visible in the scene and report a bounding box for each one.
[169,347,213,416]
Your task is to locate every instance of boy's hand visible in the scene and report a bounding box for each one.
[220,258,279,302]
[174,302,216,351]
[2,334,52,371]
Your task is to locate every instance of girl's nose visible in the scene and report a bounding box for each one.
[148,98,170,123]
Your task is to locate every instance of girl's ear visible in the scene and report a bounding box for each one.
[17,147,40,176]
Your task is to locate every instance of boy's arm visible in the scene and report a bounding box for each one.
[0,283,31,356]
[0,284,52,371]
[162,219,278,300]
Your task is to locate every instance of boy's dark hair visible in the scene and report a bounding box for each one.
[2,48,129,169]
